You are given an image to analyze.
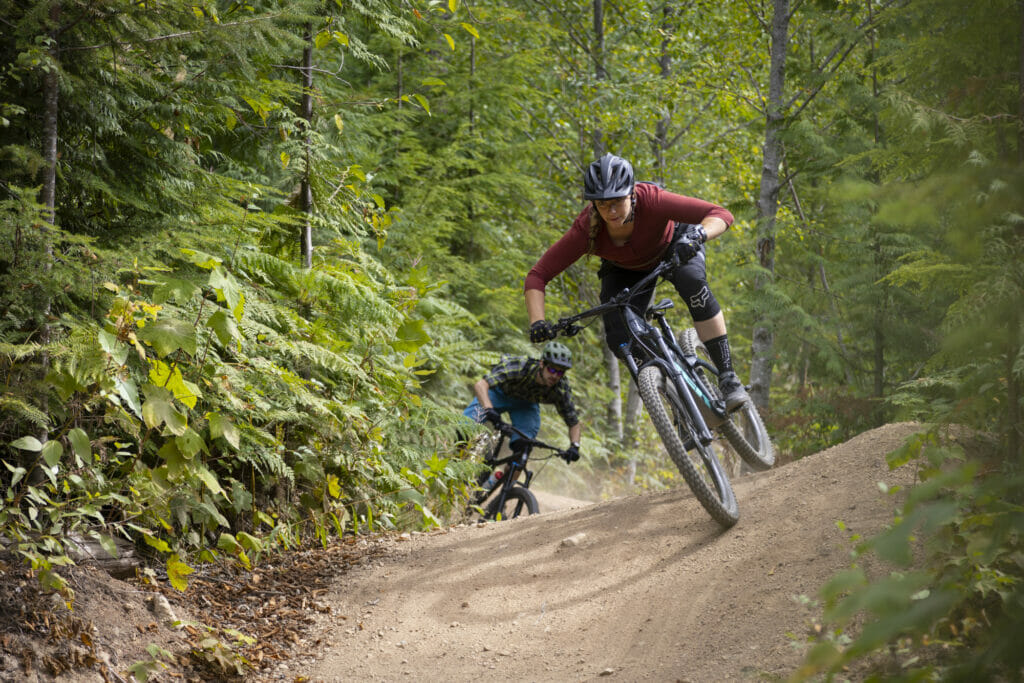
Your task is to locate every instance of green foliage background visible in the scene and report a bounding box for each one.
[1,0,1021,679]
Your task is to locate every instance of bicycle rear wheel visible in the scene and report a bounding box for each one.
[637,365,738,527]
[484,485,539,521]
[680,328,774,471]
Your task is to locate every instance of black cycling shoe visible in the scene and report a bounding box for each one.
[718,371,749,412]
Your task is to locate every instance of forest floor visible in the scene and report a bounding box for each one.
[0,422,925,683]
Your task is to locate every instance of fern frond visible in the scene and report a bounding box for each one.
[0,395,50,429]
[287,340,368,381]
[0,342,42,361]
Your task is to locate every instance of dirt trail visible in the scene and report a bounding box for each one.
[251,422,921,683]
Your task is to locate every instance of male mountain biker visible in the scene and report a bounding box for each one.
[463,341,583,462]
[524,153,750,410]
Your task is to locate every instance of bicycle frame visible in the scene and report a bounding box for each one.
[554,256,726,448]
[473,424,562,517]
[647,305,728,431]
[482,449,532,516]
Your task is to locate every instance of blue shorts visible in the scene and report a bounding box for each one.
[463,387,540,450]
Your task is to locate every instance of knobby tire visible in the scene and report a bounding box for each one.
[637,365,739,527]
[484,485,538,521]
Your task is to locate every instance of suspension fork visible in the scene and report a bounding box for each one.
[652,311,724,426]
[489,467,513,510]
[651,330,716,448]
[498,459,526,500]
[621,308,715,447]
[619,341,640,381]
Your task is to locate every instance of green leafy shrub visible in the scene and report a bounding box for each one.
[796,427,1024,681]
[2,213,476,591]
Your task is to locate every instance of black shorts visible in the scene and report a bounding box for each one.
[597,225,721,354]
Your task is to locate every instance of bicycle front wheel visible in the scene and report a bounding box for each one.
[637,364,739,527]
[484,485,539,521]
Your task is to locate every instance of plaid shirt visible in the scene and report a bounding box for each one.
[483,356,579,428]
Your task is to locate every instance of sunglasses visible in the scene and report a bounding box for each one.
[545,364,567,378]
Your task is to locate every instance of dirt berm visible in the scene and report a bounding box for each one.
[254,422,922,682]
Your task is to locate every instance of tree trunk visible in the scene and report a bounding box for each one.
[396,49,403,107]
[623,382,641,446]
[300,24,314,269]
[1009,304,1021,463]
[869,0,886,421]
[41,27,59,224]
[589,0,623,443]
[650,5,674,179]
[591,0,605,155]
[1011,0,1024,462]
[469,37,476,134]
[33,2,61,481]
[871,247,884,402]
[749,0,790,410]
[1019,0,1024,165]
[624,381,641,488]
[787,171,856,388]
[621,3,676,472]
[605,345,623,441]
[817,261,855,387]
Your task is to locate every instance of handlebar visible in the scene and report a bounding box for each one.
[493,421,573,463]
[551,252,681,336]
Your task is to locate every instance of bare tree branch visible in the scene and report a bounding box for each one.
[743,0,771,33]
[784,0,900,117]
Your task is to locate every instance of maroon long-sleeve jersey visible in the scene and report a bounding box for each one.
[524,183,733,293]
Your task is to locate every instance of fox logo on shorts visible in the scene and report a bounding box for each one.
[689,286,711,311]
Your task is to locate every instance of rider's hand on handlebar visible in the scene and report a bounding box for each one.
[683,222,708,245]
[529,320,557,343]
[674,235,701,263]
[562,443,580,463]
[481,408,502,428]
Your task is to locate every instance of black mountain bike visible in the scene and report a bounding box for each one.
[467,422,574,522]
[551,253,773,528]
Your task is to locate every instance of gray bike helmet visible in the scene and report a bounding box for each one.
[583,153,635,200]
[541,341,573,369]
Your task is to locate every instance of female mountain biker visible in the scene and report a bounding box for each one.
[524,153,749,410]
[463,341,583,462]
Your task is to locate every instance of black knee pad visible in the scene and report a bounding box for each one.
[668,253,720,322]
[682,284,721,321]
